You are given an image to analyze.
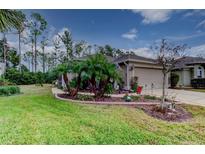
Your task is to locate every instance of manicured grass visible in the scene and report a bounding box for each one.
[0,84,205,144]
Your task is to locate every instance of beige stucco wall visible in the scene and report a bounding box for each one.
[182,69,191,86]
[173,69,191,87]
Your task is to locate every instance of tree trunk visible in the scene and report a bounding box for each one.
[161,72,166,109]
[90,75,96,95]
[34,34,37,72]
[63,73,70,92]
[31,41,34,72]
[3,33,7,72]
[72,71,82,97]
[18,32,21,73]
[42,46,45,73]
[96,77,110,99]
[28,59,31,71]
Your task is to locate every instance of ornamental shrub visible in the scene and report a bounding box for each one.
[0,86,20,96]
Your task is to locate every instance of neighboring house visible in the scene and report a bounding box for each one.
[114,54,170,90]
[172,56,205,87]
[0,62,6,76]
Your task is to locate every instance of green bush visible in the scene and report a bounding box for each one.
[191,78,205,88]
[104,83,113,94]
[0,77,15,86]
[0,86,20,96]
[171,73,179,88]
[5,68,48,85]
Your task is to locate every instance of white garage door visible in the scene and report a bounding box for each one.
[134,67,166,89]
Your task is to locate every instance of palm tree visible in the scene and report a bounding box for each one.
[16,11,26,72]
[0,9,25,32]
[0,10,25,74]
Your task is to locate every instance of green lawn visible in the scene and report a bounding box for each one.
[0,85,205,144]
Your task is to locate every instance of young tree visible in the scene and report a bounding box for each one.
[0,40,3,61]
[58,29,73,62]
[7,48,20,68]
[40,36,48,73]
[74,40,86,57]
[15,11,26,72]
[154,39,187,109]
[52,36,62,64]
[23,51,33,71]
[29,12,47,72]
[97,44,124,58]
[57,29,88,61]
[2,33,9,68]
[47,52,58,70]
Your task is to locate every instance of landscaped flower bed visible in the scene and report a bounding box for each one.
[137,104,192,122]
[57,92,192,122]
[0,86,20,96]
[57,93,162,102]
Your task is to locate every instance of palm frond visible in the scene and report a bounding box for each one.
[0,9,25,32]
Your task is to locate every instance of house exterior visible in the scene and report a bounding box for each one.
[114,54,170,90]
[172,56,205,87]
[59,54,170,90]
[0,62,5,76]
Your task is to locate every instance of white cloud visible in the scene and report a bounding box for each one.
[166,32,205,41]
[184,10,205,18]
[121,28,138,40]
[196,20,205,28]
[131,9,173,24]
[183,12,194,17]
[188,44,205,57]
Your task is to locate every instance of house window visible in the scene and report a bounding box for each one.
[197,67,202,78]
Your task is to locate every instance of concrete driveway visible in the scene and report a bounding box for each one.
[143,89,205,107]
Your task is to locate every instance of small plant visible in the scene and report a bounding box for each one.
[105,83,113,95]
[77,94,94,101]
[0,86,20,96]
[123,93,132,102]
[144,95,158,100]
[130,95,140,101]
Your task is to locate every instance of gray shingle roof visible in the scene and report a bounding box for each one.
[113,54,157,63]
[174,56,205,69]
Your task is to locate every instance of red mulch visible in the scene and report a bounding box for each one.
[137,104,192,122]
